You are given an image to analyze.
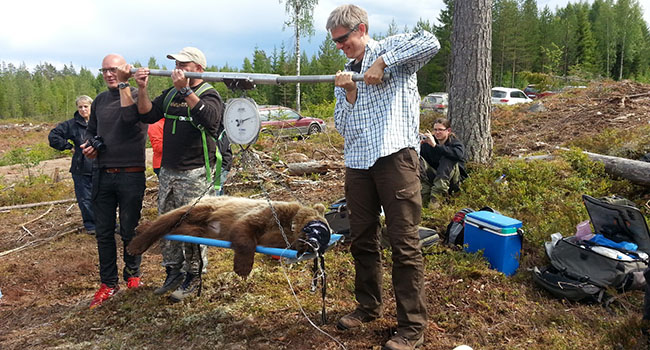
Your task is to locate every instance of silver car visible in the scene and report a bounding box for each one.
[420,93,448,114]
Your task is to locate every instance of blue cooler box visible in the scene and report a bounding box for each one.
[463,211,523,276]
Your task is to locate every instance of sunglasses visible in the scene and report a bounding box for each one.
[332,24,360,44]
[99,67,118,74]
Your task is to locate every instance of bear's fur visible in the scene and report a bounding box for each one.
[126,196,328,277]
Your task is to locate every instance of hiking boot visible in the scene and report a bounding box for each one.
[383,334,424,350]
[126,276,143,289]
[336,309,378,330]
[89,283,119,309]
[169,273,202,303]
[429,198,441,210]
[153,267,185,295]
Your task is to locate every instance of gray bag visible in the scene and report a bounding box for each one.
[546,195,650,290]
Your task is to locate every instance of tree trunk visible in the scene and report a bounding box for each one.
[295,6,301,112]
[618,30,626,80]
[449,0,493,163]
[287,161,342,176]
[526,150,650,187]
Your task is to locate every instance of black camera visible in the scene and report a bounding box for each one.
[89,135,106,152]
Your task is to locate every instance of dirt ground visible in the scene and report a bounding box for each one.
[493,80,650,156]
[1,79,649,349]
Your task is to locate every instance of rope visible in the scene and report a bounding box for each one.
[162,117,345,348]
[241,143,346,350]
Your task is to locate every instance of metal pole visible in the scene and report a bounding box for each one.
[129,68,381,85]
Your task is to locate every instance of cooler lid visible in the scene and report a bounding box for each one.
[466,211,522,233]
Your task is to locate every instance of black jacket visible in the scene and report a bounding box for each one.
[48,112,95,175]
[420,134,468,180]
[86,88,147,168]
[139,82,224,171]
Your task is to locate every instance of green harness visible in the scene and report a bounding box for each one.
[162,83,222,191]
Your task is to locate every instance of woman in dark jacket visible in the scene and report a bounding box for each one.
[419,117,467,207]
[48,95,96,234]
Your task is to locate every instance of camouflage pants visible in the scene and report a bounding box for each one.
[420,160,460,204]
[158,166,216,275]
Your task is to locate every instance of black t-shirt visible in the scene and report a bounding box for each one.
[349,59,363,73]
[139,82,224,171]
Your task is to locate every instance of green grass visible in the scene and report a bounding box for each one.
[0,142,64,167]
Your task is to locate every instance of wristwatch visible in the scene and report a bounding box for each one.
[118,82,129,89]
[179,86,193,97]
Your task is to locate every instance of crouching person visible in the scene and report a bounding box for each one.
[419,118,467,208]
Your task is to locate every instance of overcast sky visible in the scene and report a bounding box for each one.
[1,0,648,74]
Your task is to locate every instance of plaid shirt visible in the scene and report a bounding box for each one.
[334,31,439,169]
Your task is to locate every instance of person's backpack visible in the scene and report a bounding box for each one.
[532,265,610,304]
[443,206,500,246]
[533,194,650,304]
[324,198,349,236]
[444,208,474,246]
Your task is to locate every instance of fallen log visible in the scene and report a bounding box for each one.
[0,198,76,211]
[525,149,650,187]
[286,161,343,176]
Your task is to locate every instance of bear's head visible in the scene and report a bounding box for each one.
[292,203,331,254]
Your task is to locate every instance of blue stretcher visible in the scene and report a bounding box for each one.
[165,233,344,263]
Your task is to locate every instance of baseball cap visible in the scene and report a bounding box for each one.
[167,47,207,69]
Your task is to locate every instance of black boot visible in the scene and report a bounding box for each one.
[169,273,202,302]
[153,267,185,295]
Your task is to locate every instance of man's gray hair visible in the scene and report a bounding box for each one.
[75,95,93,106]
[326,4,369,32]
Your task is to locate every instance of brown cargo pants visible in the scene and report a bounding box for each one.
[344,148,427,339]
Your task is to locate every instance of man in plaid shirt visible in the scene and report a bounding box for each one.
[326,4,439,350]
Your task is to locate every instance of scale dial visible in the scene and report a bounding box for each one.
[223,98,261,145]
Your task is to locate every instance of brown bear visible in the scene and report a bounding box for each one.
[126,196,329,277]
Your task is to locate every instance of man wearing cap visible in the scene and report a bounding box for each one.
[125,47,225,302]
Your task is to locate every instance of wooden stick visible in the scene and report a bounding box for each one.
[19,226,33,237]
[0,227,79,258]
[18,204,54,228]
[0,198,76,211]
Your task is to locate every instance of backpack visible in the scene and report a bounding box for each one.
[532,266,610,304]
[324,198,350,236]
[443,206,500,246]
[444,208,474,246]
[325,197,440,249]
[533,194,650,303]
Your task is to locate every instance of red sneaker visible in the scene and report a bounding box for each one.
[89,283,119,309]
[127,276,143,289]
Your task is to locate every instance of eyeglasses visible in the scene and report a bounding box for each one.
[332,24,359,44]
[433,128,449,132]
[99,67,117,74]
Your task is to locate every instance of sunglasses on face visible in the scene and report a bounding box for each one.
[332,24,360,44]
[99,67,118,74]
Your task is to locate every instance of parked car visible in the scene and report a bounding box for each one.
[523,84,557,99]
[420,92,448,114]
[491,87,533,105]
[259,105,327,137]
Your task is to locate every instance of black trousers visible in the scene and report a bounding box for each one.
[92,170,145,287]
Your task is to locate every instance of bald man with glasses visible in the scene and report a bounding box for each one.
[82,53,148,309]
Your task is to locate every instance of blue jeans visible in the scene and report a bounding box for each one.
[72,173,95,231]
[92,170,146,287]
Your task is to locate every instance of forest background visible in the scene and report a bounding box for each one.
[0,0,648,121]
